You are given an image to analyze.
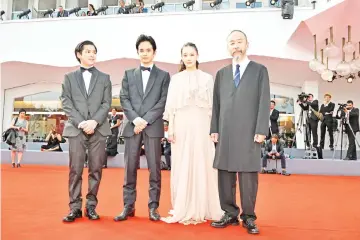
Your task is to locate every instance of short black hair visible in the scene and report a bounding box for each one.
[347,100,353,104]
[19,108,26,114]
[135,34,157,52]
[270,100,276,105]
[308,93,314,97]
[227,30,248,42]
[74,40,97,63]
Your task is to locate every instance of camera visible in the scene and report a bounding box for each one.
[297,92,309,103]
[338,103,347,109]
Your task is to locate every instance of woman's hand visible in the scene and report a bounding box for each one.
[168,134,176,143]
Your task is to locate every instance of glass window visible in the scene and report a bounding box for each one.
[111,95,122,112]
[12,0,29,11]
[13,91,63,112]
[38,0,57,10]
[103,0,119,6]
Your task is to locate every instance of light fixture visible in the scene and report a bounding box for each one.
[96,6,108,15]
[281,0,294,19]
[210,0,222,8]
[336,38,351,76]
[324,27,340,58]
[183,0,195,10]
[270,0,279,5]
[246,0,256,7]
[309,35,321,72]
[346,74,355,83]
[317,49,326,74]
[68,7,81,16]
[350,51,360,73]
[17,9,31,19]
[355,42,360,69]
[151,2,165,12]
[343,25,355,54]
[321,57,334,81]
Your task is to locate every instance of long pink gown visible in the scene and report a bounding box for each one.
[162,69,223,225]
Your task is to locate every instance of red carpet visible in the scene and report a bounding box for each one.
[1,165,360,240]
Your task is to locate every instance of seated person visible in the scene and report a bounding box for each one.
[161,122,171,170]
[261,134,290,176]
[41,128,64,152]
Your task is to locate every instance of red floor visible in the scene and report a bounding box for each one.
[1,164,360,240]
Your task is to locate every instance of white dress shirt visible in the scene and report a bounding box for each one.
[272,144,277,152]
[269,109,274,127]
[81,66,93,94]
[232,56,251,79]
[141,64,153,93]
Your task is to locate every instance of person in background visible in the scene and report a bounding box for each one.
[40,128,64,152]
[109,108,121,137]
[9,108,29,168]
[57,6,69,17]
[161,122,171,170]
[268,100,279,139]
[87,4,97,16]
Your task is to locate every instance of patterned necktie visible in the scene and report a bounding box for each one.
[234,64,240,88]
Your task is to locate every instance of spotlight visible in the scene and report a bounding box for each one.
[183,0,195,10]
[43,9,55,17]
[96,6,108,15]
[151,2,165,12]
[346,74,355,83]
[311,0,316,9]
[245,0,256,6]
[68,7,81,16]
[281,0,294,19]
[125,3,136,11]
[0,10,4,20]
[210,0,222,8]
[17,9,31,19]
[270,0,279,5]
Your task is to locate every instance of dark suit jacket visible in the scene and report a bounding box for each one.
[341,108,359,133]
[118,7,129,14]
[57,10,69,17]
[320,102,335,121]
[300,100,319,121]
[264,141,284,156]
[270,109,279,134]
[60,68,112,137]
[120,65,170,138]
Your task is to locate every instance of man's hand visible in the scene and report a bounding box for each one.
[210,133,219,143]
[134,125,145,134]
[133,117,148,129]
[276,152,280,157]
[254,134,266,143]
[81,120,98,135]
[267,153,272,157]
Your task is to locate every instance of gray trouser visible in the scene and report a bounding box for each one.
[68,131,106,210]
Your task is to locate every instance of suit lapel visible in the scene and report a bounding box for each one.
[88,69,99,97]
[134,67,144,98]
[224,65,236,96]
[75,69,87,99]
[143,65,158,99]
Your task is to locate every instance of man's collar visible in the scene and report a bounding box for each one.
[140,63,154,69]
[233,56,250,66]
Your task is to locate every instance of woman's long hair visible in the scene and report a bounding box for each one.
[179,42,199,72]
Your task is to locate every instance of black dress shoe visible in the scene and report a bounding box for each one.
[85,208,100,220]
[12,163,15,168]
[114,208,135,221]
[211,214,239,228]
[16,163,21,168]
[149,208,160,221]
[63,209,82,222]
[242,218,259,234]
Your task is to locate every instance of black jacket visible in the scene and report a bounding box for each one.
[320,102,335,120]
[300,100,319,121]
[341,108,359,133]
[2,128,18,146]
[270,109,279,134]
[264,141,284,156]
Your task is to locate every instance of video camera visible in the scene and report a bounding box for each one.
[297,92,309,103]
[338,103,347,109]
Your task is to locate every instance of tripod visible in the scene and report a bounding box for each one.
[332,116,360,160]
[289,109,309,157]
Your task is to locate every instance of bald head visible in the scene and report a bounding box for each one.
[227,30,249,61]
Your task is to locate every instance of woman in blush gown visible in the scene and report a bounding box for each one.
[161,42,223,225]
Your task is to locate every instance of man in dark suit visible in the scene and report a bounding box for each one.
[61,40,112,222]
[57,6,69,17]
[268,100,279,139]
[319,93,335,150]
[210,30,270,234]
[299,93,319,148]
[117,0,129,14]
[261,134,290,176]
[342,100,359,160]
[115,34,170,222]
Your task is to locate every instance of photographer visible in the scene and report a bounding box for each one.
[298,93,319,148]
[40,128,64,152]
[261,134,290,176]
[338,100,359,160]
[268,100,279,139]
[319,93,335,150]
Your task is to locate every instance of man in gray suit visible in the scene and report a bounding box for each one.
[114,34,170,222]
[210,30,270,234]
[61,40,112,222]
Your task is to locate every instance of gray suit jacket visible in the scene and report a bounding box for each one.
[120,65,170,138]
[60,68,113,138]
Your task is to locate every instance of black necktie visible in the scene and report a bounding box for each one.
[140,66,151,72]
[80,67,95,73]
